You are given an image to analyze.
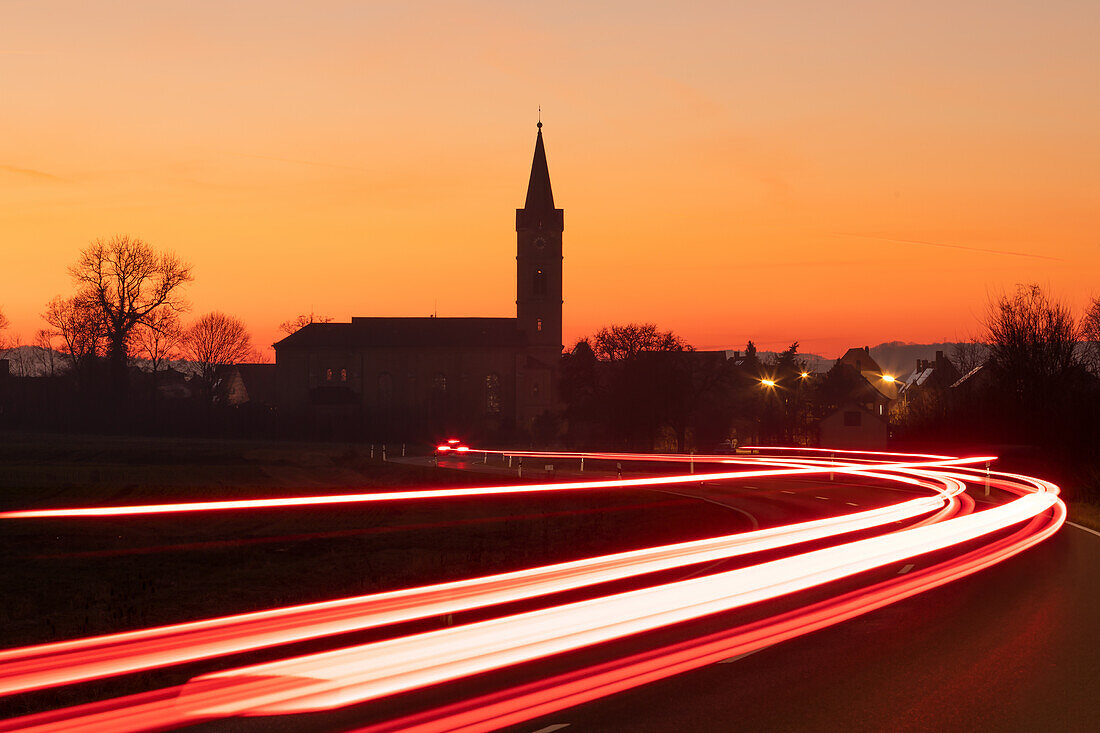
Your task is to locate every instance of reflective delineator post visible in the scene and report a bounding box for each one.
[580,457,584,472]
[985,461,991,496]
[402,443,406,457]
[518,458,523,478]
[690,452,695,474]
[830,453,835,481]
[370,444,374,460]
[382,444,387,462]
[508,455,513,468]
[617,461,622,479]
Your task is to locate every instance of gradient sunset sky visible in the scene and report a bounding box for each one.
[2,1,1097,358]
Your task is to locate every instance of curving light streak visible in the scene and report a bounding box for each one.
[355,504,1066,733]
[0,448,1064,733]
[0,490,949,697]
[0,456,985,519]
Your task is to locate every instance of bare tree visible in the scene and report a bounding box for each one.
[1081,296,1100,376]
[949,341,988,376]
[279,311,333,336]
[43,295,104,376]
[32,328,59,377]
[0,306,9,348]
[69,235,193,397]
[983,284,1080,413]
[591,323,691,362]
[183,312,254,402]
[133,307,184,374]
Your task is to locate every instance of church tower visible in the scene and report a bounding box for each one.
[516,121,563,356]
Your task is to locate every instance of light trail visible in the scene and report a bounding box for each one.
[0,455,984,519]
[355,503,1066,733]
[0,490,949,697]
[0,448,1064,733]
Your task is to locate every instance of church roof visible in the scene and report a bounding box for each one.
[274,317,529,350]
[523,123,555,212]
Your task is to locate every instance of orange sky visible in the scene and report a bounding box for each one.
[2,1,1097,358]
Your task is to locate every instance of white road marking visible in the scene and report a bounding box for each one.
[845,502,859,507]
[743,486,759,490]
[780,490,795,495]
[718,646,769,664]
[1068,521,1100,539]
[815,496,830,501]
[530,725,570,733]
[656,489,759,530]
[898,563,915,575]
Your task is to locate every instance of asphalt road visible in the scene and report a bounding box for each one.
[415,457,1100,732]
[8,457,1090,732]
[506,519,1099,733]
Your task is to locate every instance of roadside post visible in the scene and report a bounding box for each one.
[690,452,695,474]
[617,461,622,479]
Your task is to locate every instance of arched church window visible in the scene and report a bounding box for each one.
[325,368,333,382]
[485,374,501,414]
[536,318,543,332]
[378,372,393,405]
[533,268,547,296]
[340,368,347,382]
[432,373,447,392]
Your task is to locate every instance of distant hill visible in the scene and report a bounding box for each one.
[0,345,202,378]
[753,341,982,377]
[867,341,974,378]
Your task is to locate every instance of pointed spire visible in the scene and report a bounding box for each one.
[523,120,555,212]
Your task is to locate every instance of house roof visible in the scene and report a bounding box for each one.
[274,317,529,350]
[235,363,277,404]
[950,363,986,389]
[838,347,883,374]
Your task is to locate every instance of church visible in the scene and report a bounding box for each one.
[274,123,564,439]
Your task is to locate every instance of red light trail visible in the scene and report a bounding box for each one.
[0,449,1064,732]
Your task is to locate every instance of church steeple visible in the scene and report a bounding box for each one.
[516,120,563,356]
[524,121,555,213]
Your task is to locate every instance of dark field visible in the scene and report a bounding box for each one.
[0,432,744,717]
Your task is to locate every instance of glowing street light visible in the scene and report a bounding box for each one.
[760,378,776,388]
[799,372,810,379]
[881,374,896,383]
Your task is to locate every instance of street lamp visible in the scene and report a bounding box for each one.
[881,374,896,383]
[760,378,776,388]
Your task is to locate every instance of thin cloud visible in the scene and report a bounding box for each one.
[0,164,63,181]
[838,233,1064,262]
[221,151,364,172]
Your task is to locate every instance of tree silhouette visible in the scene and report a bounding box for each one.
[43,295,103,380]
[184,312,254,403]
[1081,296,1100,377]
[279,311,333,336]
[69,235,193,401]
[0,306,9,348]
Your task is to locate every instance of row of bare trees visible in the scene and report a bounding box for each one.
[2,235,257,408]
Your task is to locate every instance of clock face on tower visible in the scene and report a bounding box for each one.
[533,237,546,250]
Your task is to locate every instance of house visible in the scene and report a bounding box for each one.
[819,401,889,449]
[817,346,899,449]
[895,350,960,424]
